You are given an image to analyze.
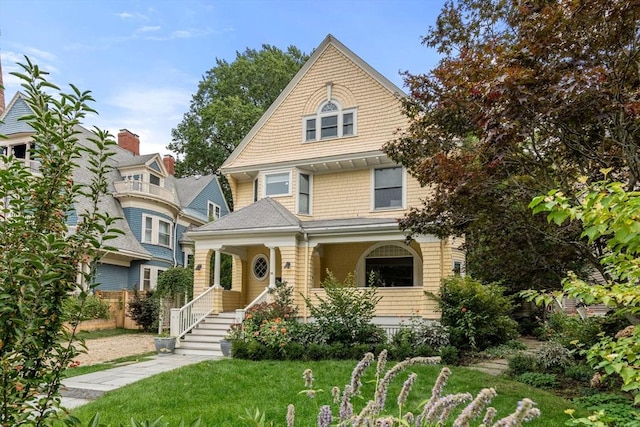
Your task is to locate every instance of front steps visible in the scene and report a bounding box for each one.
[174,312,236,357]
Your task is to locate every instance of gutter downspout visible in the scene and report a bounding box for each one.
[303,232,309,322]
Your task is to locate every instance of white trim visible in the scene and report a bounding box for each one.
[356,242,423,287]
[371,166,406,211]
[263,170,292,197]
[251,254,269,281]
[302,102,357,143]
[296,171,313,216]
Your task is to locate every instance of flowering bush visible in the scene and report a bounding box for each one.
[427,276,519,351]
[245,317,292,348]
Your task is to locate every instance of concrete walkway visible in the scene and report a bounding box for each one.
[61,354,220,409]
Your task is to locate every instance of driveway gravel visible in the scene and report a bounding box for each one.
[74,334,155,366]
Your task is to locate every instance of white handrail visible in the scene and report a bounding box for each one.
[235,286,271,323]
[170,286,216,340]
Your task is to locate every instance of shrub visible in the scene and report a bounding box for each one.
[535,341,573,372]
[427,275,519,351]
[127,290,159,332]
[477,340,527,359]
[572,393,640,427]
[303,271,385,345]
[439,345,460,365]
[564,364,595,383]
[242,281,297,337]
[393,317,450,351]
[508,353,539,376]
[538,311,603,348]
[64,294,110,321]
[516,372,558,388]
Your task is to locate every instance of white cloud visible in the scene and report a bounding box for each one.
[137,26,161,33]
[171,30,191,39]
[86,86,192,156]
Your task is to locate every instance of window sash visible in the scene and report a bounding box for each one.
[150,174,161,186]
[343,112,354,135]
[144,217,153,242]
[158,220,171,246]
[305,119,316,141]
[374,167,403,209]
[265,172,290,196]
[320,115,338,138]
[142,268,152,291]
[298,173,310,215]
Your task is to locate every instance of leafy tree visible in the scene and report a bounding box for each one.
[524,177,640,403]
[0,58,120,424]
[169,45,309,205]
[383,0,640,292]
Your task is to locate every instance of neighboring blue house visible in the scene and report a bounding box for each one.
[0,92,229,291]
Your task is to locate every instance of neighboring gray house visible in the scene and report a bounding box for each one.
[0,92,229,291]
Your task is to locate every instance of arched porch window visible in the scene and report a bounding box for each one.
[357,243,422,287]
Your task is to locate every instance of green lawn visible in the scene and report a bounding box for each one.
[70,359,584,426]
[63,352,156,378]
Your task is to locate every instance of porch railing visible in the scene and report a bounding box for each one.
[113,180,177,203]
[235,287,271,323]
[170,286,216,340]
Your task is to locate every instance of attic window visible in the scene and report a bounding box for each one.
[303,100,356,142]
[321,102,338,112]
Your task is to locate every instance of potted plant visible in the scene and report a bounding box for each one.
[220,323,243,357]
[154,333,176,355]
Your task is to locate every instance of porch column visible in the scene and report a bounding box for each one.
[213,249,222,289]
[268,246,276,288]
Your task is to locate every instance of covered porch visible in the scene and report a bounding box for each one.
[183,199,459,322]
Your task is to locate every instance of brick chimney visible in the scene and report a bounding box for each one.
[163,154,175,175]
[117,129,140,155]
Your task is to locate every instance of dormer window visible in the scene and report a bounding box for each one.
[304,100,356,142]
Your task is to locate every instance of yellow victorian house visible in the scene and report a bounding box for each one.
[171,35,464,356]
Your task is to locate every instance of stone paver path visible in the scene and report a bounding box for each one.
[467,337,545,376]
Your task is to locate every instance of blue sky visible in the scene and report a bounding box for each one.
[1,0,445,157]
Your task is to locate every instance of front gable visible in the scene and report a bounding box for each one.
[0,93,35,136]
[222,35,408,174]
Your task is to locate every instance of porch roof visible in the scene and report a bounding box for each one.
[191,198,401,238]
[195,197,302,233]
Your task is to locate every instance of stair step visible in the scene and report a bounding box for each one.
[175,348,224,357]
[190,329,227,337]
[171,312,237,357]
[183,333,225,342]
[179,341,220,351]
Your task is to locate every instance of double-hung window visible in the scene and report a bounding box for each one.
[304,100,356,142]
[265,172,290,197]
[142,214,173,248]
[373,167,404,210]
[207,201,221,220]
[140,266,166,291]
